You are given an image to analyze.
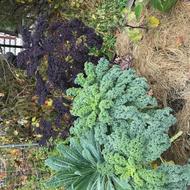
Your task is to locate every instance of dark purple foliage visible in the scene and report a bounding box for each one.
[35,118,70,146]
[16,50,29,70]
[17,17,102,89]
[16,17,103,145]
[53,98,67,115]
[36,119,57,146]
[35,72,49,105]
[21,27,31,49]
[47,56,69,90]
[44,18,103,89]
[53,98,67,128]
[60,128,70,139]
[16,17,48,76]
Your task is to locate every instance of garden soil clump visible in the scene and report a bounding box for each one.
[116,0,190,164]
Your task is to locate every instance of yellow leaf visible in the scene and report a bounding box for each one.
[31,117,39,127]
[5,121,10,125]
[45,98,53,107]
[14,130,18,136]
[9,149,21,156]
[151,163,158,169]
[148,16,160,28]
[32,117,36,122]
[166,160,175,165]
[36,123,40,127]
[36,134,42,138]
[170,131,183,143]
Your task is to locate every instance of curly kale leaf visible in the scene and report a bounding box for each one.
[67,58,160,137]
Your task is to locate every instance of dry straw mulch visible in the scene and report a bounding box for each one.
[116,0,190,164]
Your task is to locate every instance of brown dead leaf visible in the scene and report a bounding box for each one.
[21,175,28,185]
[176,36,185,47]
[9,149,21,157]
[0,172,7,179]
[148,89,154,96]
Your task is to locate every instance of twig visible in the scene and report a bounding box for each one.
[13,85,34,101]
[125,24,148,30]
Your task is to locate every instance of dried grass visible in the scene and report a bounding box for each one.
[116,0,190,164]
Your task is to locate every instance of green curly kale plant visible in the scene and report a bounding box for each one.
[46,58,190,190]
[67,58,169,138]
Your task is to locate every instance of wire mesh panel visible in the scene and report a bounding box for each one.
[0,144,46,190]
[0,158,6,188]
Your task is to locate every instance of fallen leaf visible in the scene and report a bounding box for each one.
[9,149,21,157]
[148,89,154,96]
[151,162,158,169]
[13,130,18,136]
[176,36,184,47]
[148,16,160,28]
[44,98,53,107]
[170,131,183,143]
[21,175,28,185]
[0,172,7,179]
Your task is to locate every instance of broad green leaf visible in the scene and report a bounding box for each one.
[134,3,143,20]
[45,156,74,171]
[161,0,177,12]
[151,0,163,11]
[151,0,177,12]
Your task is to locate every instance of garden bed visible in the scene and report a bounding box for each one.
[1,0,190,189]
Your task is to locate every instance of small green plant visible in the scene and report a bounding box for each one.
[46,59,190,190]
[59,0,128,59]
[134,0,177,16]
[125,0,177,42]
[87,0,128,58]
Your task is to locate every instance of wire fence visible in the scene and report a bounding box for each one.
[0,143,45,190]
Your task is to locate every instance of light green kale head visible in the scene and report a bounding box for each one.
[67,58,158,137]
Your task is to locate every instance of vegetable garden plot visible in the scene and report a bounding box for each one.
[1,0,190,189]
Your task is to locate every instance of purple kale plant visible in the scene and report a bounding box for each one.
[45,18,103,90]
[17,17,48,76]
[16,17,103,145]
[53,98,67,128]
[17,17,103,98]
